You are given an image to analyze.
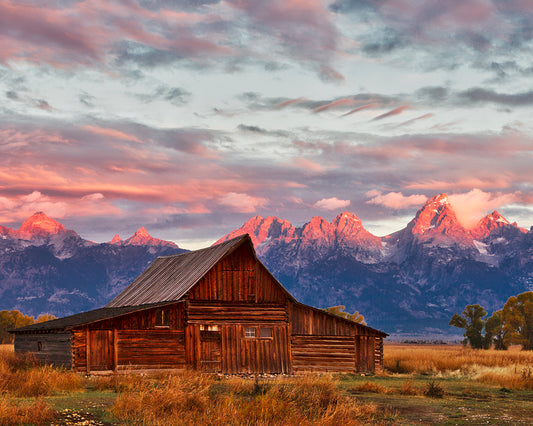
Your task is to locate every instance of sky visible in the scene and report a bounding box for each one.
[1,0,533,249]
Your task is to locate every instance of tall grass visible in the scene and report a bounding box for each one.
[0,348,83,397]
[0,397,55,426]
[110,372,390,425]
[385,344,533,389]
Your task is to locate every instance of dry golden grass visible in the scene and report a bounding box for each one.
[0,348,83,397]
[384,343,533,389]
[350,381,392,394]
[0,397,55,426]
[110,372,391,426]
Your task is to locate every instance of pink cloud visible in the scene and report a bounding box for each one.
[276,98,305,108]
[227,0,341,74]
[313,197,350,210]
[83,125,142,143]
[341,103,378,117]
[366,191,428,209]
[371,105,410,121]
[219,192,267,213]
[448,189,518,228]
[313,98,354,113]
[289,157,326,173]
[396,113,434,127]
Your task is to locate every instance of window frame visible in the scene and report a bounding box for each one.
[154,308,170,328]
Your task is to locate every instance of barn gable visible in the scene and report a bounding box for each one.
[11,234,387,374]
[106,235,293,307]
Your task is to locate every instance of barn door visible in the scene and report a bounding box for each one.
[89,330,114,371]
[199,326,221,372]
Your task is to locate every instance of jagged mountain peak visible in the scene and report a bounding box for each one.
[110,234,122,244]
[123,227,179,248]
[471,210,526,239]
[409,193,462,235]
[17,211,68,239]
[215,215,296,247]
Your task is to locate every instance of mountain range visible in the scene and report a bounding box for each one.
[1,195,532,337]
[216,194,533,336]
[0,212,185,317]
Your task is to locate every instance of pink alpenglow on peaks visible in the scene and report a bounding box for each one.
[17,211,67,240]
[215,216,297,247]
[406,193,471,243]
[110,234,122,244]
[471,211,527,239]
[122,227,179,248]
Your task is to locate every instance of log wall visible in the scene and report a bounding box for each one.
[15,332,72,368]
[187,301,287,323]
[291,335,356,373]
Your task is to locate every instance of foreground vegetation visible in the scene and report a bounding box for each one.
[1,343,532,425]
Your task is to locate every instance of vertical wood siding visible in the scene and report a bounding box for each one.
[188,244,288,303]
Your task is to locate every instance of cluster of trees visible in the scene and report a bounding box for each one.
[323,305,366,324]
[449,291,533,350]
[0,310,56,344]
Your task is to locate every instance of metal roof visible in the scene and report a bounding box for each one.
[106,234,252,308]
[10,301,176,333]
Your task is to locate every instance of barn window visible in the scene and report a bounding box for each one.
[37,342,42,352]
[200,324,220,331]
[244,327,256,338]
[259,327,272,338]
[155,309,170,327]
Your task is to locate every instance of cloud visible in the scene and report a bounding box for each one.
[313,197,350,210]
[458,88,533,106]
[313,98,354,113]
[219,192,267,213]
[371,105,410,121]
[396,113,434,127]
[448,188,517,228]
[366,191,428,209]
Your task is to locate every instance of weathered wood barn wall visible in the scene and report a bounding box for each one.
[12,235,387,374]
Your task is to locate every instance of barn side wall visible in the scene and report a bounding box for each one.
[289,302,385,373]
[14,331,72,368]
[72,303,186,372]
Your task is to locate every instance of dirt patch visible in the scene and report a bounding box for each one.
[49,409,115,426]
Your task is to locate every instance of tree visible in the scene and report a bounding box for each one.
[502,291,533,350]
[323,305,365,324]
[0,310,34,344]
[485,309,507,350]
[449,304,489,349]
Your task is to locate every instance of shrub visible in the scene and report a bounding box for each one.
[424,381,444,398]
[398,380,418,395]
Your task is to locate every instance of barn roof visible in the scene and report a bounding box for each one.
[10,301,177,333]
[105,234,293,308]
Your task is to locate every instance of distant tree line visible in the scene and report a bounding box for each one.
[0,310,56,344]
[449,291,533,350]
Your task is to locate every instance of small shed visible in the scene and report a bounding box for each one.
[11,235,387,374]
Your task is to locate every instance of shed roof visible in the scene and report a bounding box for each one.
[10,301,176,333]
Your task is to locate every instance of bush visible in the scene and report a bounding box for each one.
[424,381,444,398]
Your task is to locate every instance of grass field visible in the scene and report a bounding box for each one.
[1,343,532,425]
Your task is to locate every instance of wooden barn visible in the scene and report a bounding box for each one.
[11,235,387,374]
